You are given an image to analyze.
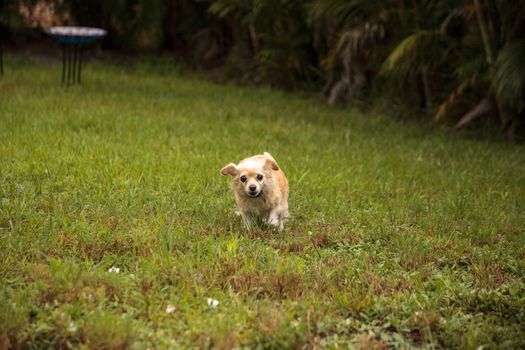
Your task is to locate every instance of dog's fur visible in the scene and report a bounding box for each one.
[220,152,289,231]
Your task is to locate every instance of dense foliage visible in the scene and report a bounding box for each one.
[1,0,524,138]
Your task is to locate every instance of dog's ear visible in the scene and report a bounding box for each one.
[263,152,279,171]
[264,158,279,171]
[263,152,275,160]
[220,163,239,176]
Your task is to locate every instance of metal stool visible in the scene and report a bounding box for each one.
[46,26,107,85]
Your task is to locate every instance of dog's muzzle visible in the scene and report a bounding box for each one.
[247,191,262,198]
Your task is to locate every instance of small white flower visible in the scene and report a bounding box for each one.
[81,292,92,300]
[207,298,219,308]
[68,321,78,333]
[165,304,176,313]
[108,266,120,273]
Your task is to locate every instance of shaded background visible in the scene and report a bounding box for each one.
[1,0,524,139]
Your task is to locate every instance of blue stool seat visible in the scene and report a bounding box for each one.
[46,26,107,44]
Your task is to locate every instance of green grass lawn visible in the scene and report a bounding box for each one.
[1,53,524,349]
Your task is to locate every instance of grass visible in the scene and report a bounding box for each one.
[1,52,524,349]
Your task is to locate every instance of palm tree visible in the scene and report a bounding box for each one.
[434,0,525,138]
[309,0,388,104]
[314,0,524,137]
[208,0,317,87]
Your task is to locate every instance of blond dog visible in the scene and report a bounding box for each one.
[220,152,289,231]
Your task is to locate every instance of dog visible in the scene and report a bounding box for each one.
[220,152,289,231]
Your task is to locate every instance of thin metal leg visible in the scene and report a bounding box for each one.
[77,45,83,84]
[67,45,73,85]
[0,43,3,76]
[66,45,70,84]
[61,44,66,83]
[72,44,77,84]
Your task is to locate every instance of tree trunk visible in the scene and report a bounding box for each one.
[456,98,493,128]
[421,68,432,109]
[249,24,259,52]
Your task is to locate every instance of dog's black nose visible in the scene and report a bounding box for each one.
[249,185,257,191]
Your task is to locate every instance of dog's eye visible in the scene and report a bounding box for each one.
[240,175,247,182]
[256,174,264,181]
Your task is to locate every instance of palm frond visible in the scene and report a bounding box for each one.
[379,30,440,80]
[435,79,472,121]
[307,0,384,28]
[208,0,252,20]
[496,0,525,41]
[492,39,525,109]
[322,22,384,70]
[456,98,493,128]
